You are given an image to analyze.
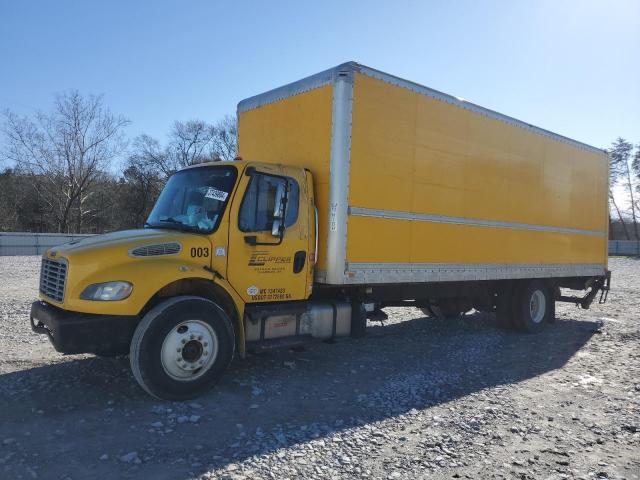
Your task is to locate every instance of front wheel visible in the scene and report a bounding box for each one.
[130,296,235,400]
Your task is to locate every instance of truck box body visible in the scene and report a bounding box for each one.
[239,62,609,286]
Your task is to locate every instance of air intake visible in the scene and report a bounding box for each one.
[130,242,182,257]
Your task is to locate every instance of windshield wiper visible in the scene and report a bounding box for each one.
[147,218,202,233]
[159,216,184,225]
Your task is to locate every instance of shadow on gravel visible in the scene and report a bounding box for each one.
[0,313,600,479]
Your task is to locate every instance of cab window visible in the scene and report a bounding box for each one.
[239,174,299,232]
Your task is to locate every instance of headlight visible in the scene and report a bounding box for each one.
[80,281,133,301]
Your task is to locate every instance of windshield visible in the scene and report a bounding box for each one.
[145,165,237,234]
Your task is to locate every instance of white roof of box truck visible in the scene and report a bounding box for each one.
[238,61,604,155]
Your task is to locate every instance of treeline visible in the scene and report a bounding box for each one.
[0,91,236,233]
[1,92,639,238]
[608,138,640,240]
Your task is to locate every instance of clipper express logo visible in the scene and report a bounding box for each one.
[248,251,292,267]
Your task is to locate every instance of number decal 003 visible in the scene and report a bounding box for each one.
[190,247,209,258]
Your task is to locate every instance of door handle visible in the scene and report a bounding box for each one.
[244,235,283,246]
[293,251,306,273]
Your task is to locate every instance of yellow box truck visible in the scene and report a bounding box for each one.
[30,62,610,400]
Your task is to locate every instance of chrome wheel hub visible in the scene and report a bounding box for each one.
[161,320,218,381]
[529,290,546,324]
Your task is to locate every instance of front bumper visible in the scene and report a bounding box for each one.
[30,301,139,355]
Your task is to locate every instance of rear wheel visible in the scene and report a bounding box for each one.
[421,301,465,319]
[495,285,516,329]
[130,296,235,400]
[512,281,553,333]
[420,305,434,317]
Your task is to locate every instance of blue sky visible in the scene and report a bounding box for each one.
[1,0,638,151]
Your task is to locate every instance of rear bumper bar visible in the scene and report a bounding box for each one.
[30,301,139,355]
[556,270,611,309]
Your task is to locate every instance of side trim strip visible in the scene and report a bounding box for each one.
[344,262,605,284]
[349,207,606,238]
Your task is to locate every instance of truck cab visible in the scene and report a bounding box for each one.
[31,160,335,400]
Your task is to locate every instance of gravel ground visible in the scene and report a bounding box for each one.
[0,256,638,480]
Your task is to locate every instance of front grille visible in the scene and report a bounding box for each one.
[130,242,182,257]
[39,258,67,302]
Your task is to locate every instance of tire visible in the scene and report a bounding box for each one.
[548,287,558,323]
[429,304,463,319]
[512,281,552,333]
[350,302,367,338]
[495,286,516,329]
[130,296,235,400]
[431,305,465,318]
[420,306,434,317]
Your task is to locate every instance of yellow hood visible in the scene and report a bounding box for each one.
[49,229,193,256]
[42,228,216,316]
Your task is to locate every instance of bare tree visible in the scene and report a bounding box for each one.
[129,134,173,178]
[608,138,639,240]
[2,91,129,232]
[0,169,25,231]
[607,145,629,239]
[1,110,236,233]
[211,115,238,161]
[119,152,164,227]
[609,191,630,239]
[168,120,217,169]
[130,117,237,180]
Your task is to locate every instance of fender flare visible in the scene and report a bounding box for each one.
[140,275,247,356]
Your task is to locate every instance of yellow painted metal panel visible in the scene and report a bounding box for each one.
[347,217,606,265]
[348,73,608,267]
[348,77,416,213]
[238,85,333,270]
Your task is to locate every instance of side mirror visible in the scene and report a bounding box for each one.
[271,182,287,237]
[271,219,282,237]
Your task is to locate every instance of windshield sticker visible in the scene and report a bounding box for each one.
[205,187,228,202]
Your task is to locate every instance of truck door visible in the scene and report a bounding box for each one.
[227,165,313,303]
